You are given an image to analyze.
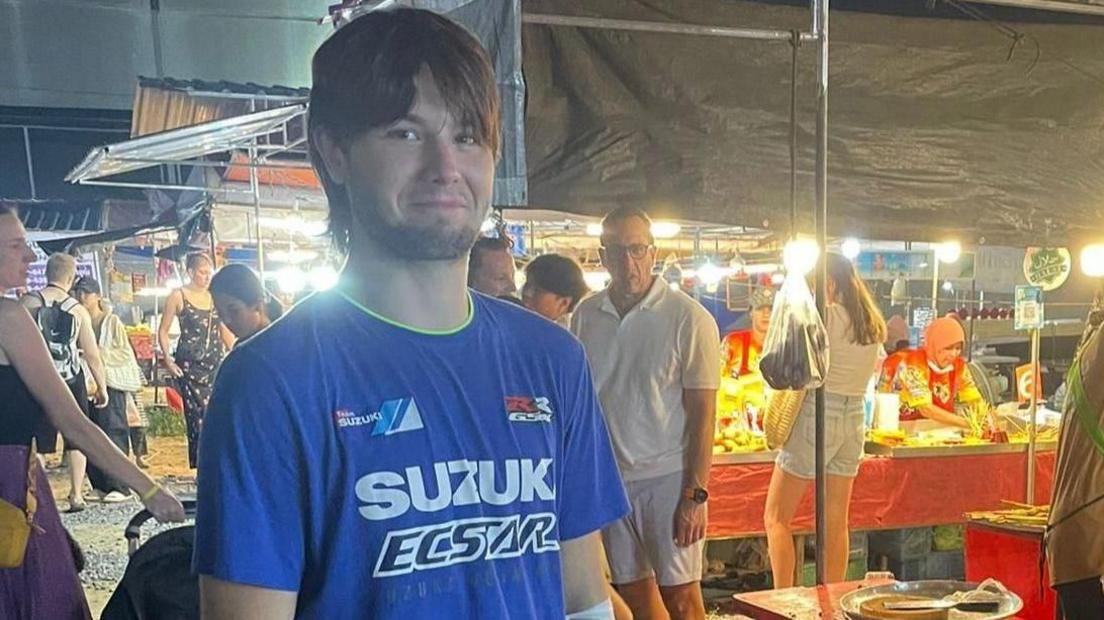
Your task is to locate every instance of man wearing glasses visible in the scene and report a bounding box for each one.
[572,207,720,619]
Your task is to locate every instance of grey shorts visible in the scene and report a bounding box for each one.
[777,392,865,479]
[602,470,704,587]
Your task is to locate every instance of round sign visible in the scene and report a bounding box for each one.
[1023,247,1071,291]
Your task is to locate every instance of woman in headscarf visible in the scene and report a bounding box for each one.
[877,316,985,430]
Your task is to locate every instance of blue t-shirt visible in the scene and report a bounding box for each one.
[193,290,628,619]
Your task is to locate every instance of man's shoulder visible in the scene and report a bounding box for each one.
[476,294,586,358]
[572,290,607,317]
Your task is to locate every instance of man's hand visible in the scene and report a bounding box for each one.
[93,387,109,409]
[673,498,707,547]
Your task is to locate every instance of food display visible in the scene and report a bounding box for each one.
[966,501,1048,528]
[840,579,1021,620]
[712,427,767,455]
[859,595,949,620]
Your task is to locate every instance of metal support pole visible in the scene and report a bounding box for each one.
[522,13,817,43]
[813,0,830,587]
[249,146,265,280]
[22,127,37,199]
[1026,327,1040,504]
[931,258,941,316]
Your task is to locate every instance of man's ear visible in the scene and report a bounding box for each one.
[312,129,349,185]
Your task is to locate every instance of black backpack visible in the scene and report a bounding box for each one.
[31,291,81,384]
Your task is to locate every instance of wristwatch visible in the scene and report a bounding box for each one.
[682,487,709,504]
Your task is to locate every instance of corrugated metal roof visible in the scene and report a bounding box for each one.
[10,200,104,232]
[137,77,309,100]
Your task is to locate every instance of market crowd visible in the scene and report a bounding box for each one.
[1,6,1102,620]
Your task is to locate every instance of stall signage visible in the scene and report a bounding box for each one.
[1023,247,1071,291]
[1015,363,1043,404]
[1014,285,1044,331]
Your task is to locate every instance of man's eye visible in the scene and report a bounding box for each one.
[388,129,419,141]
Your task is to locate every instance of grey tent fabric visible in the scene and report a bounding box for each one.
[522,0,1104,245]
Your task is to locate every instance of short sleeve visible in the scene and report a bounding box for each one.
[556,344,628,541]
[192,349,306,591]
[680,307,721,390]
[956,364,982,405]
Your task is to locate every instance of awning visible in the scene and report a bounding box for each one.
[65,104,308,185]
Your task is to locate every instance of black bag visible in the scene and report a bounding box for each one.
[31,292,81,383]
[759,275,829,391]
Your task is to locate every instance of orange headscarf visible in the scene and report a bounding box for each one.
[923,317,965,360]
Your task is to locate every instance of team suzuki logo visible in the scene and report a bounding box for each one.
[357,458,560,578]
[373,513,560,577]
[504,396,553,423]
[333,397,424,436]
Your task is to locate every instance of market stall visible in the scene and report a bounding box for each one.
[707,443,1056,539]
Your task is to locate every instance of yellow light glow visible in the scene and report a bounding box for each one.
[1081,243,1104,277]
[585,223,603,237]
[935,241,962,264]
[651,221,682,239]
[783,238,819,275]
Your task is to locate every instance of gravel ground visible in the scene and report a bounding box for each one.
[46,438,751,619]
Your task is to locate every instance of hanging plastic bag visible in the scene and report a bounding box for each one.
[759,274,829,390]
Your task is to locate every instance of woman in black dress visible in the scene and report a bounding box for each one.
[157,253,233,468]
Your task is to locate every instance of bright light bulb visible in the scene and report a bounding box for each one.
[276,267,306,294]
[783,238,819,275]
[267,249,319,264]
[651,222,681,239]
[585,223,603,237]
[1081,243,1104,277]
[697,262,725,293]
[841,238,861,260]
[729,253,746,273]
[480,218,496,234]
[771,272,786,286]
[942,280,954,292]
[935,241,962,264]
[309,265,339,291]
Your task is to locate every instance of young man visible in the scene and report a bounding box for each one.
[21,252,110,511]
[193,9,628,620]
[467,235,517,297]
[572,207,721,620]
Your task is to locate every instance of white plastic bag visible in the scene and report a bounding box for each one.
[759,275,829,390]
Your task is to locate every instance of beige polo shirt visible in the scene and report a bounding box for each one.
[572,277,721,482]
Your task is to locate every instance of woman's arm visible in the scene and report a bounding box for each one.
[0,301,184,522]
[158,290,184,377]
[916,403,971,429]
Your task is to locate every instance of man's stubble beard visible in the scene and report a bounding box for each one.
[353,198,486,261]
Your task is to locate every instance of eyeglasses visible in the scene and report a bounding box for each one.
[600,243,653,260]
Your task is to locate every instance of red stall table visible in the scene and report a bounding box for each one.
[965,520,1056,620]
[708,443,1056,538]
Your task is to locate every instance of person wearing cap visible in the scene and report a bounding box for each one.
[877,316,987,431]
[718,287,775,429]
[72,276,147,501]
[521,254,590,327]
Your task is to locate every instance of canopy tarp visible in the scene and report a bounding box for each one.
[522,0,1104,246]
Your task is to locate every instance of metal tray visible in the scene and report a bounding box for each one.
[839,581,1023,620]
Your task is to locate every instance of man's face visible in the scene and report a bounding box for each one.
[752,305,772,337]
[470,249,516,297]
[522,282,571,322]
[214,294,265,340]
[600,217,656,297]
[318,67,495,261]
[0,215,36,291]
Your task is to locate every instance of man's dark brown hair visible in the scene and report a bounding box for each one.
[308,8,501,254]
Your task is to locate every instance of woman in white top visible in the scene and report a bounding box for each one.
[764,252,887,587]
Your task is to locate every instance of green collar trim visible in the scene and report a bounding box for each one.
[336,289,474,336]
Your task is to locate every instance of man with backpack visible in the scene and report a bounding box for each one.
[20,252,110,512]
